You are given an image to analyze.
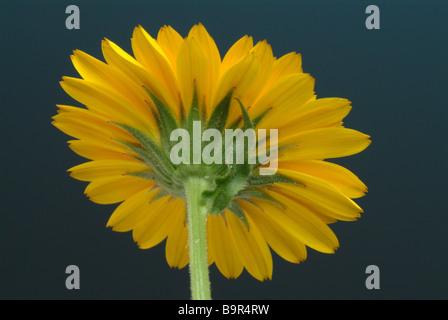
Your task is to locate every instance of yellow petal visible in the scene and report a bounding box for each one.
[157,25,184,70]
[254,194,339,253]
[226,210,273,281]
[133,197,182,249]
[207,213,244,279]
[84,175,154,204]
[52,120,123,154]
[101,38,179,119]
[250,73,315,122]
[275,168,364,221]
[274,99,352,137]
[213,53,260,125]
[243,40,274,106]
[220,35,253,75]
[240,200,307,263]
[71,50,155,130]
[131,26,180,112]
[59,77,156,139]
[279,127,371,160]
[165,200,189,269]
[52,105,135,147]
[176,37,209,114]
[278,160,367,199]
[295,97,351,117]
[68,159,149,181]
[107,187,163,231]
[188,23,221,116]
[68,140,133,161]
[263,52,302,90]
[215,53,260,104]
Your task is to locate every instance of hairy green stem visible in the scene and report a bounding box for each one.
[185,176,211,300]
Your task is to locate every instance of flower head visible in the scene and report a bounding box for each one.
[53,24,370,282]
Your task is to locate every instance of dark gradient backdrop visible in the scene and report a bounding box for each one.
[1,0,447,299]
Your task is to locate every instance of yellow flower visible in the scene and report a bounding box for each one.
[53,24,370,286]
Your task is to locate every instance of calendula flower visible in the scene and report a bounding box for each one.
[53,23,370,299]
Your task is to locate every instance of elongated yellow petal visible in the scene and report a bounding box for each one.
[132,26,181,111]
[71,50,143,103]
[165,201,189,269]
[242,40,274,107]
[275,168,363,221]
[263,52,302,90]
[188,23,221,116]
[295,97,351,116]
[133,197,182,249]
[213,53,260,125]
[68,159,149,181]
[255,194,340,253]
[278,160,367,198]
[253,73,314,118]
[101,38,179,118]
[220,35,253,75]
[71,50,157,130]
[107,187,163,231]
[176,37,209,114]
[84,175,154,204]
[261,97,349,132]
[52,105,135,146]
[53,121,124,154]
[59,77,156,139]
[207,214,244,279]
[226,211,273,281]
[250,73,315,121]
[240,201,307,263]
[68,140,133,161]
[157,25,184,70]
[279,127,371,160]
[214,53,260,106]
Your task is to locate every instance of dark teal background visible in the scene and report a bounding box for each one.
[1,0,447,299]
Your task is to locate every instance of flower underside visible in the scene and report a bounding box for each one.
[116,85,301,228]
[53,23,371,284]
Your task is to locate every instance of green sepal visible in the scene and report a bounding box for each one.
[247,173,304,187]
[227,116,242,131]
[150,188,171,203]
[200,174,229,205]
[115,140,166,175]
[251,108,271,128]
[143,87,179,155]
[125,170,171,189]
[235,98,256,168]
[234,188,281,206]
[235,98,254,130]
[186,81,201,131]
[111,122,175,179]
[206,89,234,132]
[205,162,251,216]
[227,201,248,230]
[126,169,159,181]
[179,97,187,129]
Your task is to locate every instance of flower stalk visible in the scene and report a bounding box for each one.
[185,175,211,300]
